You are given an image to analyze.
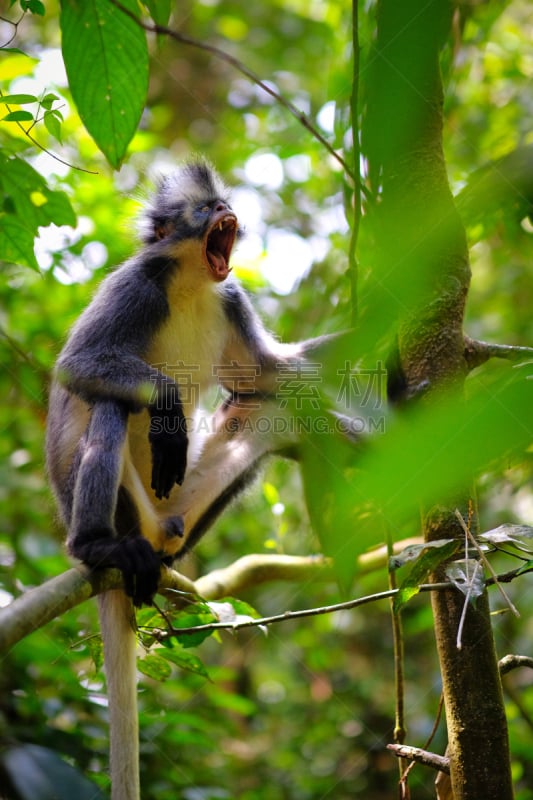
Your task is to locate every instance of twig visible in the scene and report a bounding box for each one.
[348,0,361,326]
[0,326,50,384]
[387,527,407,775]
[170,587,405,637]
[0,11,25,48]
[454,509,520,617]
[0,88,97,175]
[387,744,450,775]
[110,0,354,180]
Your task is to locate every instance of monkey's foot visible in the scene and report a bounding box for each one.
[164,515,184,539]
[70,530,162,606]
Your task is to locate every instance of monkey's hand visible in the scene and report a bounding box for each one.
[70,529,162,606]
[149,406,188,499]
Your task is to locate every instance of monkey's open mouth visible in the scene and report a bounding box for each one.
[205,213,238,281]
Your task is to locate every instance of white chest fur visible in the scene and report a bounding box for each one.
[146,277,228,417]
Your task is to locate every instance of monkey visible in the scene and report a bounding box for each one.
[45,161,347,800]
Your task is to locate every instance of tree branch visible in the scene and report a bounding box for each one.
[194,553,332,597]
[3,549,530,652]
[499,654,533,676]
[0,541,422,652]
[0,566,195,654]
[387,744,450,775]
[464,335,533,370]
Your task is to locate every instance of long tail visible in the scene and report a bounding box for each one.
[98,590,140,800]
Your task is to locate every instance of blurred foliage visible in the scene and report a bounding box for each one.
[0,0,532,798]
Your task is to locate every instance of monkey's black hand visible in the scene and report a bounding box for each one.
[149,407,188,499]
[70,529,163,606]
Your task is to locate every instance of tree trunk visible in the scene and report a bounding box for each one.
[362,1,513,797]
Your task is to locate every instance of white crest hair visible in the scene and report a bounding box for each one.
[137,159,231,243]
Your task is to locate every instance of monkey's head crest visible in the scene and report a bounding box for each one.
[141,160,238,281]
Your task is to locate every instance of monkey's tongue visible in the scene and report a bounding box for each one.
[207,249,229,277]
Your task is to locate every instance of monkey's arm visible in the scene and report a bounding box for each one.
[220,281,348,396]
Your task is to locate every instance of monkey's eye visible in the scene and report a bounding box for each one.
[200,205,210,214]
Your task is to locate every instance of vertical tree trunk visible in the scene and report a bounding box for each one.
[362,1,513,797]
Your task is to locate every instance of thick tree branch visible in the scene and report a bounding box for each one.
[0,557,330,653]
[1,537,430,653]
[194,554,332,597]
[499,654,533,676]
[2,554,530,653]
[463,335,533,371]
[0,566,195,654]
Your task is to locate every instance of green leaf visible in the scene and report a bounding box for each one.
[87,634,104,672]
[216,597,261,619]
[158,646,210,679]
[0,155,76,269]
[43,109,62,144]
[136,606,162,627]
[0,49,38,81]
[21,0,46,15]
[60,0,149,168]
[0,94,39,104]
[0,216,39,270]
[169,603,218,648]
[2,110,34,121]
[138,653,172,681]
[0,154,76,227]
[41,92,60,110]
[515,560,533,577]
[304,368,533,590]
[394,540,461,611]
[142,0,172,26]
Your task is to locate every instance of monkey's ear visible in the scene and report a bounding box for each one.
[154,220,173,241]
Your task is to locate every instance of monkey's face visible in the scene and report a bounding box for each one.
[204,205,238,282]
[144,163,240,281]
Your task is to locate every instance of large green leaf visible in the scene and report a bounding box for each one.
[59,0,149,168]
[0,215,39,270]
[302,365,533,589]
[0,155,76,270]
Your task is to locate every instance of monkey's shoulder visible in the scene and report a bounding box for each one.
[63,257,172,354]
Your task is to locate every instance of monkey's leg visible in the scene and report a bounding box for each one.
[68,400,162,605]
[163,397,298,557]
[119,447,184,554]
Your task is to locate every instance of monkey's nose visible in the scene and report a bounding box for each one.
[214,201,228,213]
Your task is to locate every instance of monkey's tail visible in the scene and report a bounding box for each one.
[98,590,140,800]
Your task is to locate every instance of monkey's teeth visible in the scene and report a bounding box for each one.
[218,222,224,231]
